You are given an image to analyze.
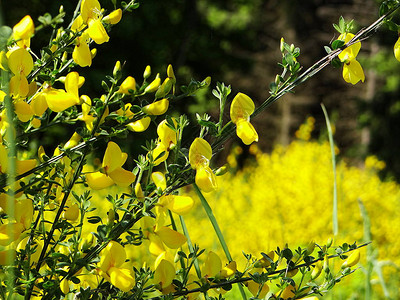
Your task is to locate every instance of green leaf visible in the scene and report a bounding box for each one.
[379,3,389,17]
[385,19,399,32]
[324,46,332,54]
[331,39,345,50]
[333,24,342,34]
[0,26,12,51]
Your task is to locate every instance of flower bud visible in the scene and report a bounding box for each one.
[143,65,151,79]
[144,76,161,93]
[215,164,229,176]
[107,209,115,226]
[311,260,323,280]
[104,9,122,25]
[167,64,176,84]
[280,37,285,52]
[341,249,360,268]
[113,60,121,77]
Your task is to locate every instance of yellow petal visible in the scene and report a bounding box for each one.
[342,59,365,85]
[99,241,126,271]
[219,261,236,278]
[195,166,218,193]
[142,99,169,116]
[152,171,166,191]
[9,75,29,98]
[81,0,101,23]
[15,199,33,229]
[108,267,135,292]
[189,138,212,169]
[102,141,125,173]
[30,92,48,116]
[280,284,296,299]
[154,259,175,288]
[236,118,258,145]
[87,19,110,44]
[118,76,136,94]
[144,77,161,93]
[86,171,114,190]
[16,159,36,175]
[230,92,255,124]
[0,223,24,246]
[73,35,92,67]
[65,71,81,100]
[150,143,169,166]
[394,37,400,62]
[7,48,33,76]
[203,251,222,277]
[341,249,360,268]
[247,281,269,298]
[14,100,33,122]
[149,234,165,256]
[104,9,123,25]
[127,117,151,132]
[13,15,35,41]
[165,195,194,215]
[156,226,187,249]
[338,33,361,62]
[45,88,79,112]
[107,167,136,187]
[157,118,177,148]
[64,132,82,149]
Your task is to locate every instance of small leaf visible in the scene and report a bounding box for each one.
[331,39,345,50]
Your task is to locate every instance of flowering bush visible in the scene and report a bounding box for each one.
[0,0,400,299]
[184,117,400,298]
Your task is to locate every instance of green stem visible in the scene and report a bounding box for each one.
[193,183,247,299]
[321,104,338,236]
[2,68,16,299]
[179,216,202,279]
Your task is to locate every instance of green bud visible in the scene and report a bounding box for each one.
[215,164,229,176]
[107,209,115,226]
[155,77,172,98]
[202,76,211,87]
[326,237,333,248]
[275,74,280,86]
[280,37,285,52]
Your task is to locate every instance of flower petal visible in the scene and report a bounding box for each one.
[195,166,218,193]
[230,92,255,124]
[236,119,258,145]
[189,138,212,169]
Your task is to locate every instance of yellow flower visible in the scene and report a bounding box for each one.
[149,118,178,165]
[13,15,35,48]
[189,138,217,192]
[86,141,135,190]
[98,241,135,292]
[153,258,176,290]
[247,281,269,299]
[342,59,365,85]
[118,76,136,94]
[142,98,169,116]
[7,48,33,98]
[80,0,109,44]
[72,32,92,67]
[202,251,222,277]
[230,92,258,145]
[337,33,365,85]
[341,249,360,268]
[141,216,187,256]
[145,76,161,93]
